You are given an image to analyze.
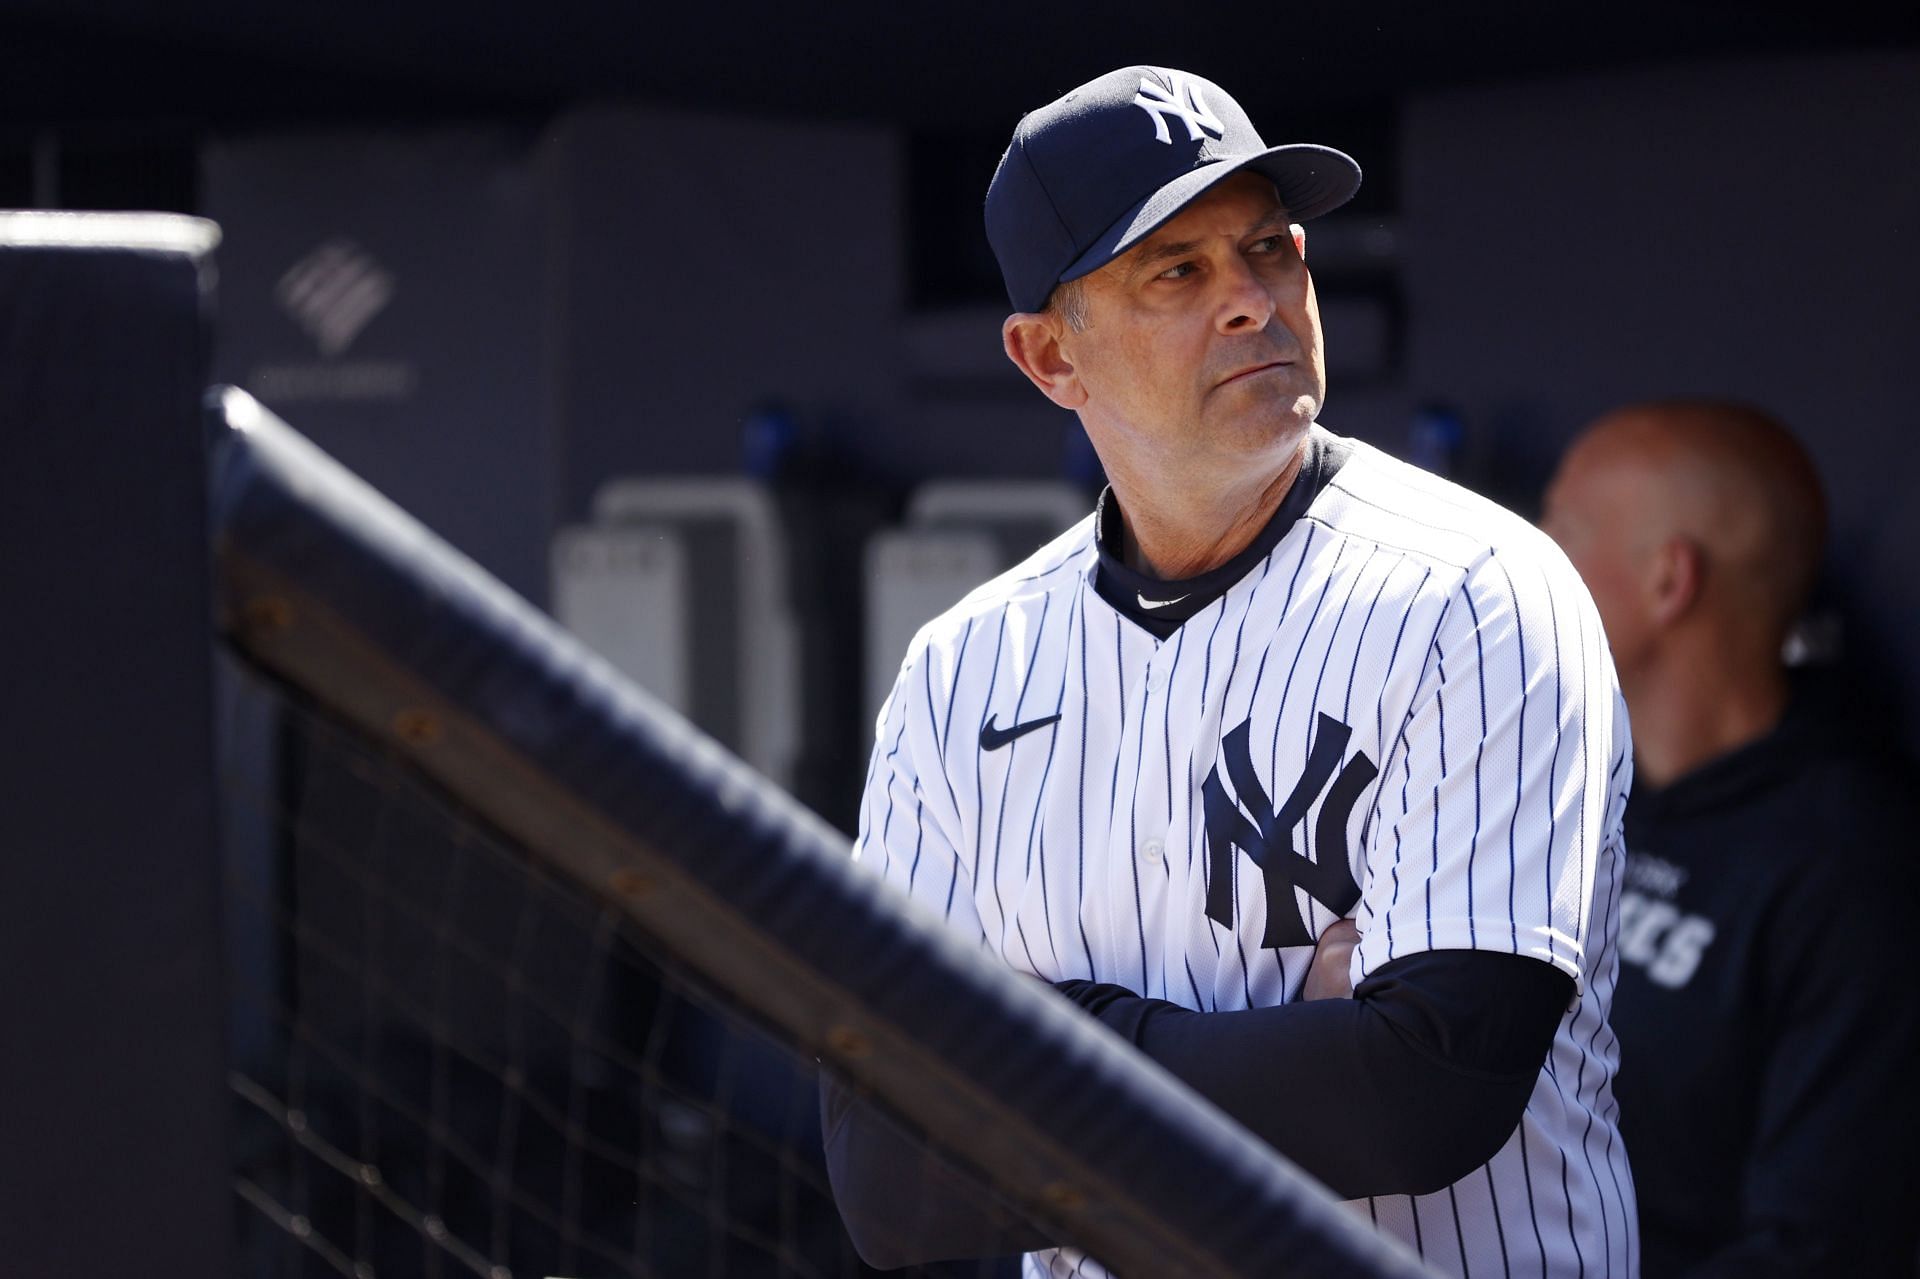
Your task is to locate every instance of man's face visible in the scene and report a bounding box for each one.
[1059,172,1325,477]
[1540,439,1658,670]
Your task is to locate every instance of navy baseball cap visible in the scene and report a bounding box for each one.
[985,66,1362,314]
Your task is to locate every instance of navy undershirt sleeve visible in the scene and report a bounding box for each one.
[821,1074,1055,1269]
[1056,948,1570,1199]
[824,948,1570,1266]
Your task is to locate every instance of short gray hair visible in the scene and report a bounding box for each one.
[1044,276,1090,332]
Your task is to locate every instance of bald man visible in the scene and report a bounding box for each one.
[1542,399,1920,1276]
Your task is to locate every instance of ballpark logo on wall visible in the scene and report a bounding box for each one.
[248,238,419,405]
[276,239,393,356]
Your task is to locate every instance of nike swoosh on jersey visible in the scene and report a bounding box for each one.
[1136,592,1190,610]
[979,713,1063,751]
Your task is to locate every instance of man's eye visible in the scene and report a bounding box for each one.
[1157,261,1196,280]
[1250,235,1286,253]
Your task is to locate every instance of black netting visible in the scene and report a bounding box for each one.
[219,658,1017,1279]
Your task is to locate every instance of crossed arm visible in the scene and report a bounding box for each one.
[823,922,1570,1268]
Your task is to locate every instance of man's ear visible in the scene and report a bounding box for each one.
[1649,536,1705,625]
[1002,313,1087,410]
[1290,222,1306,259]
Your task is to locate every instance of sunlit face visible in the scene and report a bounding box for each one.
[1060,172,1325,478]
[1540,441,1658,670]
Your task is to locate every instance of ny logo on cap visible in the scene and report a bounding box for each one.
[1132,72,1226,145]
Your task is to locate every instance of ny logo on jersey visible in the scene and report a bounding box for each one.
[1202,713,1378,948]
[1132,72,1226,145]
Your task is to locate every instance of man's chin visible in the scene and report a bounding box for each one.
[1212,399,1318,444]
[1210,373,1317,415]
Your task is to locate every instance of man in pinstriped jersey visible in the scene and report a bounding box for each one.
[826,65,1637,1278]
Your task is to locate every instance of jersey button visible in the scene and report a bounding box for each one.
[1141,838,1165,863]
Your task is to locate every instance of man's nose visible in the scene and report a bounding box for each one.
[1216,259,1275,334]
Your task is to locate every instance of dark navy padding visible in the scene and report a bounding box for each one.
[2,225,233,1279]
[207,389,1436,1279]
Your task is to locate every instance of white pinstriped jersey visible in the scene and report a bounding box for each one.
[854,432,1637,1278]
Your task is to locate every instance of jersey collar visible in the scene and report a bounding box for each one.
[1093,425,1351,636]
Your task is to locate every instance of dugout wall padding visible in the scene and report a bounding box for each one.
[201,129,555,604]
[543,107,910,508]
[0,214,231,1276]
[201,112,912,589]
